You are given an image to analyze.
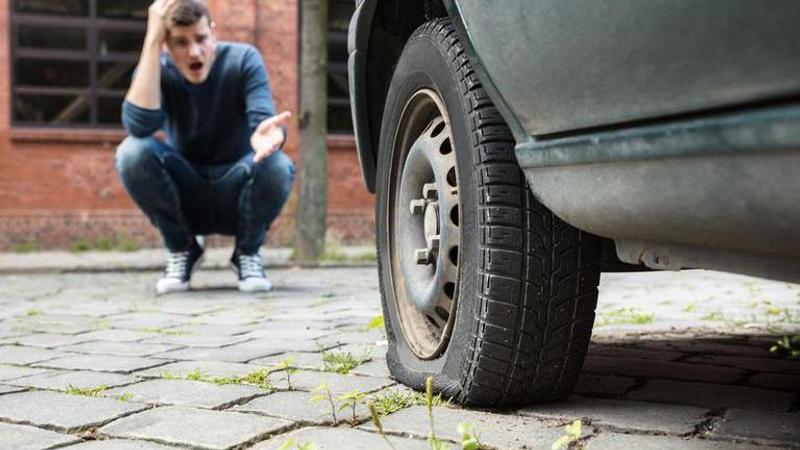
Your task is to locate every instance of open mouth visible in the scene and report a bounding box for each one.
[189,62,203,72]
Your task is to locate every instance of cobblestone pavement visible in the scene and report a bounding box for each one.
[0,265,797,449]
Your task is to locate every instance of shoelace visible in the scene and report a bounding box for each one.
[238,253,264,279]
[164,251,189,279]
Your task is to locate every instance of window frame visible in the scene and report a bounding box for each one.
[9,0,147,129]
[326,0,354,136]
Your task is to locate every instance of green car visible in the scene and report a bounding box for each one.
[347,0,800,406]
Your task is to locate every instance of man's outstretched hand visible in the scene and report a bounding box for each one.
[251,111,291,162]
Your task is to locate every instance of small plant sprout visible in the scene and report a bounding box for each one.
[278,439,319,450]
[277,356,298,390]
[425,376,450,450]
[309,383,338,425]
[367,315,385,330]
[369,400,398,450]
[337,389,367,425]
[770,335,800,359]
[322,349,370,375]
[551,419,583,450]
[113,392,134,402]
[370,388,450,415]
[61,385,107,397]
[457,423,482,450]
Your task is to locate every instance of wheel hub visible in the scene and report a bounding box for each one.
[388,88,461,359]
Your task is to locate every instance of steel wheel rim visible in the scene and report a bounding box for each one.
[388,88,461,359]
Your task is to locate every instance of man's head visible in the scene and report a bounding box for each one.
[165,0,217,84]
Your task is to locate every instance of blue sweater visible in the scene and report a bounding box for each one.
[121,42,278,166]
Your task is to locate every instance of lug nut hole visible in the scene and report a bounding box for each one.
[449,246,459,266]
[431,121,445,137]
[444,281,455,299]
[439,137,452,155]
[446,167,457,187]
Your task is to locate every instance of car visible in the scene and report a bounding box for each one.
[346,0,800,406]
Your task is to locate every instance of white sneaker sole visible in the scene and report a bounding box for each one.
[155,253,205,295]
[238,278,273,292]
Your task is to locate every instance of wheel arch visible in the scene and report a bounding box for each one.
[350,0,450,193]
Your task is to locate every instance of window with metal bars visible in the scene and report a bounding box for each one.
[327,0,354,135]
[10,0,148,128]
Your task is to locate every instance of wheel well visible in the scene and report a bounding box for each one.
[365,0,448,175]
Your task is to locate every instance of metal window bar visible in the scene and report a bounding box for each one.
[10,0,146,128]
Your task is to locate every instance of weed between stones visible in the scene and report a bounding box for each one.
[160,368,275,391]
[595,307,654,327]
[321,348,370,375]
[60,384,107,397]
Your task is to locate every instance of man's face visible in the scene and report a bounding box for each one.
[165,17,217,84]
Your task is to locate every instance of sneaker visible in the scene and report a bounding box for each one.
[155,242,205,295]
[231,250,272,292]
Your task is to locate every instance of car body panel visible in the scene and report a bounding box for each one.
[453,0,800,136]
[348,1,800,282]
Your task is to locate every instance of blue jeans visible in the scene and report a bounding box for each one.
[115,136,294,254]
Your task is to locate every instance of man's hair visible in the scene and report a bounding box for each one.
[170,0,212,26]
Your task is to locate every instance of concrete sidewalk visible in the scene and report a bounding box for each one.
[0,246,376,274]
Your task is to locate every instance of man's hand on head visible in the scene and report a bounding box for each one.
[146,0,181,46]
[251,111,292,162]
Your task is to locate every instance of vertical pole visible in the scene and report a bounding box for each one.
[295,0,329,260]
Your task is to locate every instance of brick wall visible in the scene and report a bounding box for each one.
[0,0,375,251]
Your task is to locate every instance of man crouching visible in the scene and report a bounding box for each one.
[116,0,293,294]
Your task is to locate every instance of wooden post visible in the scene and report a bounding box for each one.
[295,0,329,260]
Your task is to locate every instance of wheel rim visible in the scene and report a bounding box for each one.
[388,88,461,360]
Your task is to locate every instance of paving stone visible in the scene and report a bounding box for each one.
[282,371,395,394]
[153,339,291,363]
[60,439,178,449]
[250,352,326,370]
[141,333,250,348]
[168,323,255,336]
[76,329,156,342]
[0,421,81,449]
[630,339,775,358]
[13,316,97,334]
[104,379,267,409]
[362,406,566,450]
[240,327,332,341]
[323,331,385,345]
[1,333,95,348]
[100,406,293,449]
[0,384,27,395]
[582,355,746,384]
[521,396,707,435]
[350,358,391,379]
[109,312,190,330]
[251,426,430,450]
[711,408,800,445]
[145,302,224,316]
[747,372,800,393]
[684,354,800,375]
[234,390,369,424]
[587,344,685,361]
[136,360,271,379]
[335,343,386,360]
[0,364,51,381]
[8,370,137,390]
[585,432,781,450]
[574,374,637,396]
[58,341,180,357]
[0,390,147,432]
[34,354,170,373]
[0,345,67,365]
[627,379,796,412]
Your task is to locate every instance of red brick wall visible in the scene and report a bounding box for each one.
[0,0,375,251]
